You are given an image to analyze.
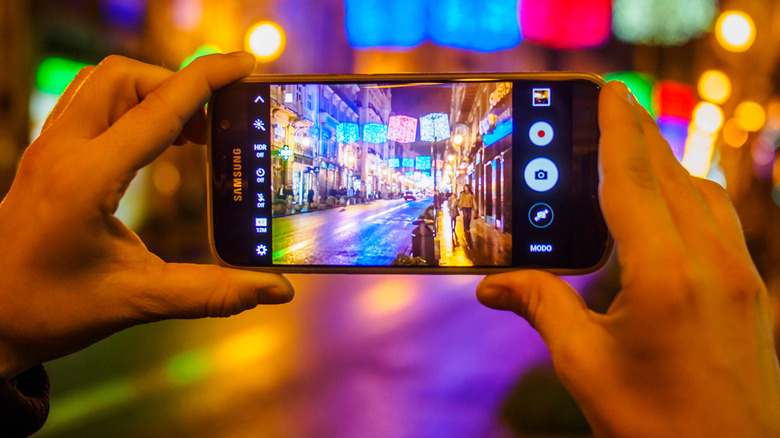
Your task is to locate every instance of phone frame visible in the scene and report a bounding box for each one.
[207,72,612,275]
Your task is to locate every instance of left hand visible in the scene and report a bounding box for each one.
[0,53,293,380]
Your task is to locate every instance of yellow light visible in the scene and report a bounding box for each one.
[447,154,455,162]
[734,101,766,132]
[245,21,285,62]
[716,11,755,52]
[452,134,464,146]
[722,118,748,148]
[698,70,731,104]
[693,102,724,134]
[214,327,281,371]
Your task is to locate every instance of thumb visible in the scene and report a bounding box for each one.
[477,270,591,347]
[133,263,294,321]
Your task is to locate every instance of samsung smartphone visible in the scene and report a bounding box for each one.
[207,73,610,274]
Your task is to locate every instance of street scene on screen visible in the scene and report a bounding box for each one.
[268,82,513,266]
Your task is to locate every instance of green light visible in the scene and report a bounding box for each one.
[180,44,221,70]
[604,71,655,116]
[166,349,212,385]
[35,57,90,96]
[44,378,135,433]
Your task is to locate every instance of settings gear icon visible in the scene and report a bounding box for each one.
[255,244,268,256]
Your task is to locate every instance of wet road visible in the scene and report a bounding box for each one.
[273,198,432,265]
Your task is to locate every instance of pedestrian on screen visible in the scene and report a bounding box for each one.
[458,184,474,232]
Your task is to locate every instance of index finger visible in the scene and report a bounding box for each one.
[97,52,255,175]
[598,81,683,261]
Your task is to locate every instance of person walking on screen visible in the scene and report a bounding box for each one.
[458,184,474,232]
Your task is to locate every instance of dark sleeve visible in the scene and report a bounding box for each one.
[0,365,50,437]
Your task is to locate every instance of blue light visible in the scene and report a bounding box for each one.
[363,123,388,143]
[402,157,415,168]
[101,0,147,30]
[345,0,520,52]
[428,0,521,52]
[336,123,359,143]
[388,158,400,168]
[345,0,426,48]
[415,156,432,170]
[483,118,513,146]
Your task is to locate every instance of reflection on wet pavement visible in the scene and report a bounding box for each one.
[38,274,594,437]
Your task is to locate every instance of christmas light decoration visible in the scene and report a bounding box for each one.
[415,156,432,170]
[420,113,450,141]
[402,157,415,168]
[388,158,400,168]
[336,123,359,143]
[362,123,388,143]
[387,115,417,143]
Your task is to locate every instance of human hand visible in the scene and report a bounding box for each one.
[477,81,780,437]
[0,53,293,380]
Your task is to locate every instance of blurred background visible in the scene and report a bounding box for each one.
[1,0,779,436]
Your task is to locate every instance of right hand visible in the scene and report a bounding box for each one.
[477,81,780,437]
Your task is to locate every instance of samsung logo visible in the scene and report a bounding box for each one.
[232,148,243,201]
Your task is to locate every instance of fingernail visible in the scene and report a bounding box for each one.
[477,285,512,311]
[227,51,253,59]
[256,286,294,305]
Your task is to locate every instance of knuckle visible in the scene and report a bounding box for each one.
[625,155,658,192]
[98,54,131,71]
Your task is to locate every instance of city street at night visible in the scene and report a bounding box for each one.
[273,198,432,265]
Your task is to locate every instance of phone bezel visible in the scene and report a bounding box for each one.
[207,72,612,275]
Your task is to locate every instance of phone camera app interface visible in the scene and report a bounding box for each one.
[245,81,521,268]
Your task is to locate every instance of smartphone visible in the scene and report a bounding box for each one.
[207,73,611,274]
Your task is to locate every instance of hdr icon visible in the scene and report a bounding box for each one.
[529,244,553,253]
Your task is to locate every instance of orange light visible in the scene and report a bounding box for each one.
[698,70,731,104]
[722,118,748,148]
[734,101,766,132]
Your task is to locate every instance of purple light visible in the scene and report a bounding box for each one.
[656,116,689,162]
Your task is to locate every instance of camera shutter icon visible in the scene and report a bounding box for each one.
[524,157,559,192]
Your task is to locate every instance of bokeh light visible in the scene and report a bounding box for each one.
[682,129,715,177]
[245,21,286,62]
[698,70,731,104]
[722,118,748,148]
[652,80,697,120]
[604,72,655,115]
[716,11,756,52]
[693,102,724,134]
[170,0,203,32]
[520,0,611,50]
[36,57,89,96]
[735,101,766,132]
[612,0,717,45]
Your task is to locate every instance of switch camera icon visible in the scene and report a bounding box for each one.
[528,203,554,228]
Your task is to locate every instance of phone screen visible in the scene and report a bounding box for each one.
[209,74,609,273]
